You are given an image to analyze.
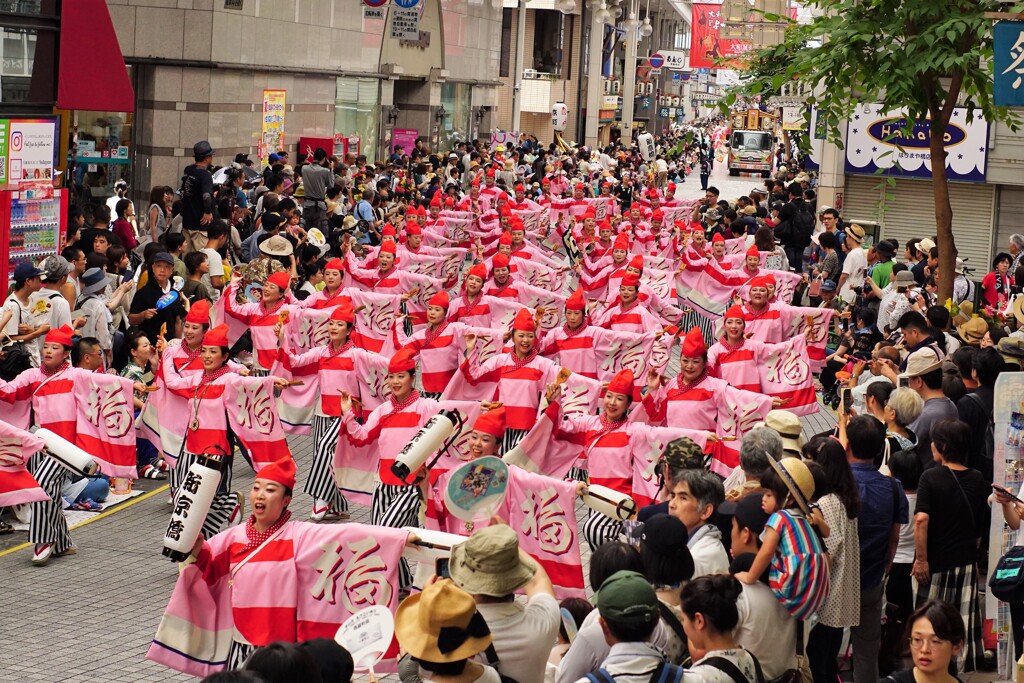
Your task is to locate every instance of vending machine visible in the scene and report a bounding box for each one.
[0,183,68,286]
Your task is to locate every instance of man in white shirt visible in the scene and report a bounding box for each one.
[837,223,868,305]
[30,255,83,359]
[200,221,229,303]
[721,492,798,680]
[667,468,729,577]
[449,524,561,683]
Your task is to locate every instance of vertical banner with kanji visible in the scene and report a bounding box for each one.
[689,4,751,70]
[994,21,1024,107]
[260,89,287,165]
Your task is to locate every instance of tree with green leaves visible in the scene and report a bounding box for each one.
[726,0,1022,302]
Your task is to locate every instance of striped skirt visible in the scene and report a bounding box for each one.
[915,562,982,673]
[371,482,422,589]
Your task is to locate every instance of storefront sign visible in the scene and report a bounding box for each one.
[600,95,619,111]
[6,119,56,184]
[690,4,751,70]
[0,119,7,183]
[260,90,286,165]
[392,128,419,154]
[781,105,805,131]
[844,103,989,183]
[390,8,420,39]
[994,21,1024,106]
[657,50,688,71]
[364,6,384,20]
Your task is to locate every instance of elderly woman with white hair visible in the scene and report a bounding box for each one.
[1009,233,1024,275]
[869,385,923,473]
[723,426,784,501]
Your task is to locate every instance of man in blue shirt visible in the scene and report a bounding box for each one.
[352,188,379,246]
[845,414,909,683]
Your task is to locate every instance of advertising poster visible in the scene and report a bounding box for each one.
[844,103,989,183]
[260,89,287,165]
[690,4,751,70]
[0,119,7,183]
[392,128,419,154]
[7,119,56,184]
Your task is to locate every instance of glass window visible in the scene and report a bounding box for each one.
[440,82,471,152]
[335,77,379,163]
[73,109,135,203]
[0,0,59,107]
[533,10,569,77]
[499,9,512,78]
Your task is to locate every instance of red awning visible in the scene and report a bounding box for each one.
[57,0,135,112]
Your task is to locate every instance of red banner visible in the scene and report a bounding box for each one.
[690,4,752,69]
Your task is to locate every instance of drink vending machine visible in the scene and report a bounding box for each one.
[0,183,68,286]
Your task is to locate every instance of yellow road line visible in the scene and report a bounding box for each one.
[0,484,168,558]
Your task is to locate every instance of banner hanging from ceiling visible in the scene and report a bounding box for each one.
[690,4,752,69]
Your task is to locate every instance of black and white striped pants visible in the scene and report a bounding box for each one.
[679,308,717,346]
[371,482,422,589]
[305,414,348,513]
[502,427,529,453]
[172,450,236,540]
[566,466,589,483]
[225,640,255,671]
[28,452,73,553]
[582,511,624,552]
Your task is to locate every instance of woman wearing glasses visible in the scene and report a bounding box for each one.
[883,600,966,683]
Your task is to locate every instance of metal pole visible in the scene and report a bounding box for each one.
[621,20,638,141]
[511,0,527,133]
[584,9,604,147]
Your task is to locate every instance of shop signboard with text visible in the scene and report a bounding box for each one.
[690,4,752,69]
[260,90,287,165]
[392,128,419,154]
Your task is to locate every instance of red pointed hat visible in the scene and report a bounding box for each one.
[44,324,74,347]
[428,291,450,308]
[724,305,746,321]
[628,255,644,271]
[510,218,525,232]
[429,195,442,208]
[473,406,506,439]
[416,205,428,216]
[388,347,417,373]
[667,182,676,193]
[256,456,296,491]
[202,323,230,347]
[330,302,355,323]
[499,204,512,217]
[267,271,291,292]
[514,183,524,192]
[680,326,706,359]
[467,263,487,280]
[565,288,586,311]
[382,224,397,237]
[498,231,513,246]
[185,299,211,325]
[606,369,635,397]
[598,220,613,232]
[492,253,510,269]
[651,209,664,220]
[748,274,774,290]
[471,178,481,188]
[511,308,536,332]
[613,233,630,251]
[583,207,596,219]
[406,223,423,236]
[444,196,455,207]
[745,245,760,258]
[621,272,641,288]
[485,168,496,178]
[380,241,398,255]
[711,232,725,243]
[325,258,345,272]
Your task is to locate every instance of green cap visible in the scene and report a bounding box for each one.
[662,436,705,472]
[596,570,659,626]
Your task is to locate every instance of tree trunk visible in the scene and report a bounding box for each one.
[929,113,956,304]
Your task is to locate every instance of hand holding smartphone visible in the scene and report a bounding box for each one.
[993,484,1024,505]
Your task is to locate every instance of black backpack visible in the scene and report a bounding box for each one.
[586,660,683,683]
[990,545,1024,603]
[790,204,815,248]
[965,392,995,463]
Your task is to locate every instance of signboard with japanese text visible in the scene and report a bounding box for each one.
[690,4,751,69]
[260,90,286,165]
[781,105,805,130]
[994,21,1024,107]
[657,50,688,71]
[390,7,420,39]
[844,103,989,183]
[392,128,419,154]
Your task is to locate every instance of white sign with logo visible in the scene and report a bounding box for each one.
[657,50,689,71]
[844,103,989,182]
[8,119,56,185]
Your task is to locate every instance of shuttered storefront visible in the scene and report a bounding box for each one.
[994,185,1024,260]
[840,176,996,271]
